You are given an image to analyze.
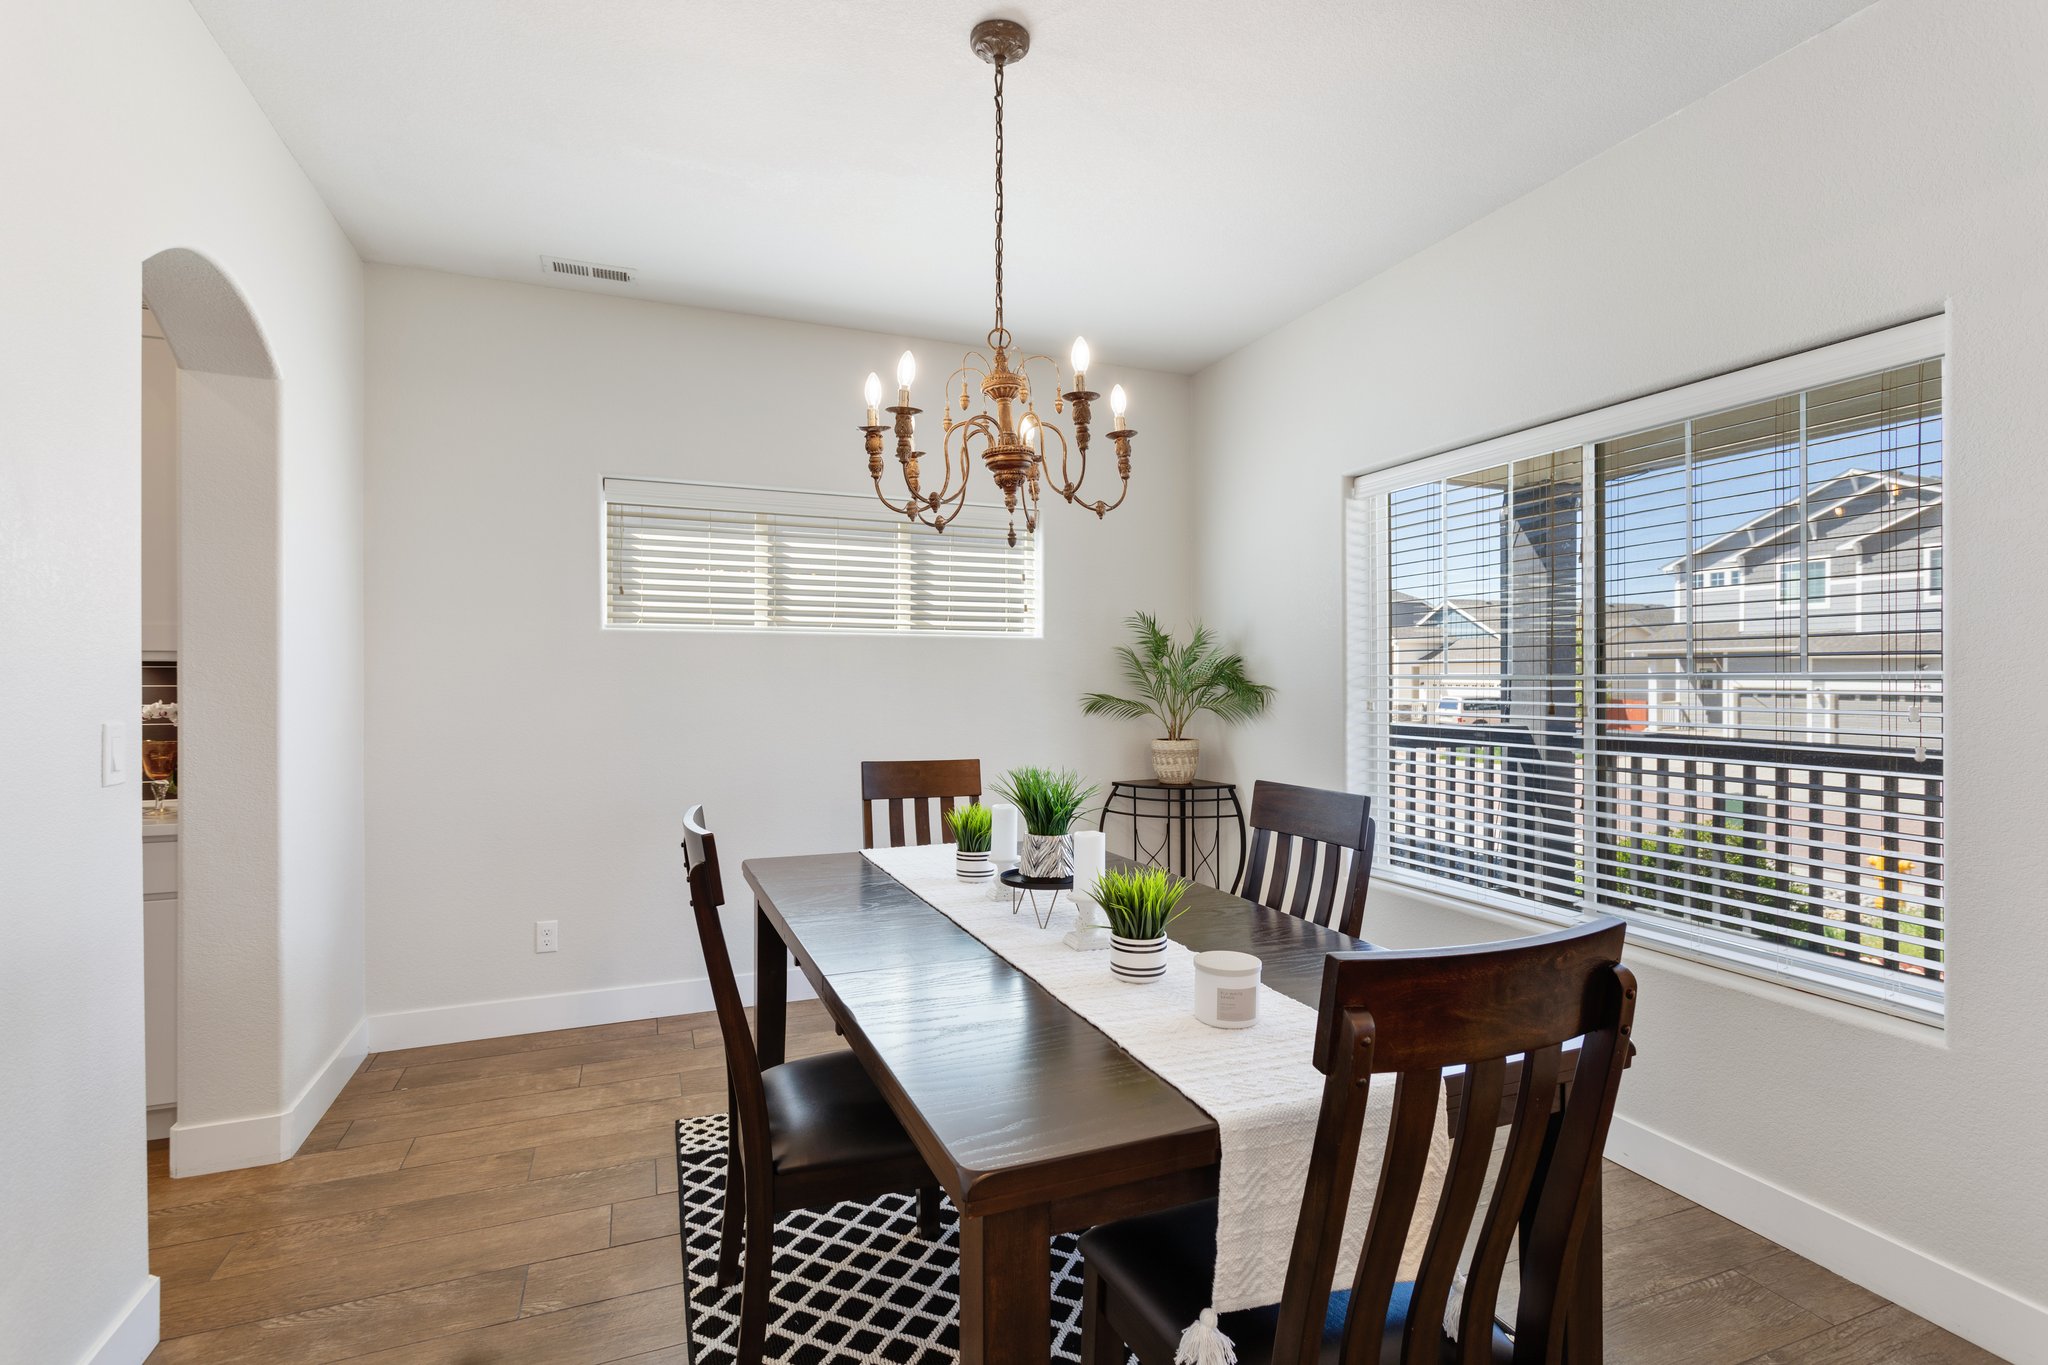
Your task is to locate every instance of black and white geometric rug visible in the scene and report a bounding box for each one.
[675,1114,1095,1364]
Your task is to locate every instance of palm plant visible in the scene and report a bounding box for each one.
[1079,612,1274,740]
[992,767,1098,837]
[944,802,994,852]
[1089,866,1192,939]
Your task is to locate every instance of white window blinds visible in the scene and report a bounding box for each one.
[603,478,1041,636]
[1348,320,1946,1018]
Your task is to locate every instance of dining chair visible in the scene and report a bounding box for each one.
[1077,916,1635,1365]
[678,805,942,1364]
[859,758,982,848]
[1238,780,1378,938]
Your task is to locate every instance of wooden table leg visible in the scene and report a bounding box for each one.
[958,1204,1052,1365]
[754,900,786,1069]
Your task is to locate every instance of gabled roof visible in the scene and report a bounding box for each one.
[1661,469,1940,574]
[1414,600,1500,637]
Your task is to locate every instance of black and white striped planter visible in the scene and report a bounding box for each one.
[955,848,994,883]
[1109,933,1169,983]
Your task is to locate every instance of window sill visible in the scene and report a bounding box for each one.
[1373,868,1948,1036]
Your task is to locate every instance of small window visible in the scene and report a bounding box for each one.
[1922,546,1942,595]
[602,478,1042,636]
[1778,559,1828,604]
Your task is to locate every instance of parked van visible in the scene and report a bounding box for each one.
[1436,697,1507,725]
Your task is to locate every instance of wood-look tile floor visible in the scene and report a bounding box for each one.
[144,1001,2003,1363]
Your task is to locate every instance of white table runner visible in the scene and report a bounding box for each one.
[861,842,1434,1322]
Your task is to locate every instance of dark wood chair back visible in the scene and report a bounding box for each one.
[1269,917,1635,1365]
[1239,780,1377,938]
[681,805,770,1173]
[860,758,982,848]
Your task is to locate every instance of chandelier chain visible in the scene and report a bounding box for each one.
[991,57,1006,347]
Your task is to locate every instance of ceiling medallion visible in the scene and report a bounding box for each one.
[859,19,1135,548]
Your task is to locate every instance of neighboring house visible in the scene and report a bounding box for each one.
[1629,468,1943,745]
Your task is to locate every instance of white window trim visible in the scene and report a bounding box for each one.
[599,475,1045,639]
[1921,545,1943,601]
[1345,316,1949,1023]
[1348,316,1948,499]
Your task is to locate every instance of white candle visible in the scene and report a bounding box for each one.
[990,804,1020,867]
[1072,830,1107,899]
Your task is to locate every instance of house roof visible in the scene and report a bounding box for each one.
[1660,469,1941,575]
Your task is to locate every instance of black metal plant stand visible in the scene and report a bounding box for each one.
[1000,868,1072,929]
[1095,779,1246,891]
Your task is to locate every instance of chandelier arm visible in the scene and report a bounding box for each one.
[1034,418,1086,505]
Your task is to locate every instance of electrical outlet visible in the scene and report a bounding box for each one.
[534,920,559,953]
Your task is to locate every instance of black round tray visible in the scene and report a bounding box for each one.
[1000,868,1073,890]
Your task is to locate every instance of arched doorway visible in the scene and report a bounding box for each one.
[141,248,287,1176]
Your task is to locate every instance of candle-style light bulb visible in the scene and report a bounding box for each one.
[1070,336,1091,389]
[864,372,881,423]
[1110,384,1128,426]
[1019,414,1037,445]
[896,349,917,401]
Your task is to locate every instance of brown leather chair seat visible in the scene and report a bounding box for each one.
[760,1050,927,1182]
[1078,1199,1513,1365]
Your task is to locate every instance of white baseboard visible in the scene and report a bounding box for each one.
[79,1275,158,1365]
[365,969,818,1053]
[145,1104,176,1142]
[169,1017,369,1177]
[1608,1114,2048,1364]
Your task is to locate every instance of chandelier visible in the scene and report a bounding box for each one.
[859,19,1135,548]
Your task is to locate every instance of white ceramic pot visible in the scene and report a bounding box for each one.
[1017,832,1075,880]
[1151,737,1200,785]
[955,848,994,883]
[1110,933,1169,983]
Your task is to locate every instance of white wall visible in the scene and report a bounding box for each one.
[0,0,364,1358]
[363,266,1197,1044]
[1191,0,2048,1356]
[140,311,180,654]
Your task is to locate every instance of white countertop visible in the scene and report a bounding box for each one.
[143,802,179,838]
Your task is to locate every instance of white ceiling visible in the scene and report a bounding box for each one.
[190,0,1872,373]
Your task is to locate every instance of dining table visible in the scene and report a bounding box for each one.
[741,850,1605,1365]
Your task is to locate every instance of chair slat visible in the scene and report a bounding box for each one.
[1405,1055,1505,1362]
[938,794,957,843]
[1242,827,1274,902]
[1515,970,1636,1359]
[1338,1068,1441,1365]
[1313,848,1343,929]
[1287,841,1320,919]
[887,798,907,846]
[1266,833,1297,912]
[913,798,932,844]
[1460,1045,1563,1360]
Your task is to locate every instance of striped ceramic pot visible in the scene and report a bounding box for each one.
[1110,933,1169,983]
[1017,832,1074,880]
[955,848,994,883]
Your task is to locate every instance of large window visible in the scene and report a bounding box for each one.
[1347,320,1946,1017]
[603,478,1041,636]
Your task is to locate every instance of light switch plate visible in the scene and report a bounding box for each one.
[102,721,127,786]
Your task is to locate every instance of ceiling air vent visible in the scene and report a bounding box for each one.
[540,255,635,285]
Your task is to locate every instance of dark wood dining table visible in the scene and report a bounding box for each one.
[742,851,1604,1365]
